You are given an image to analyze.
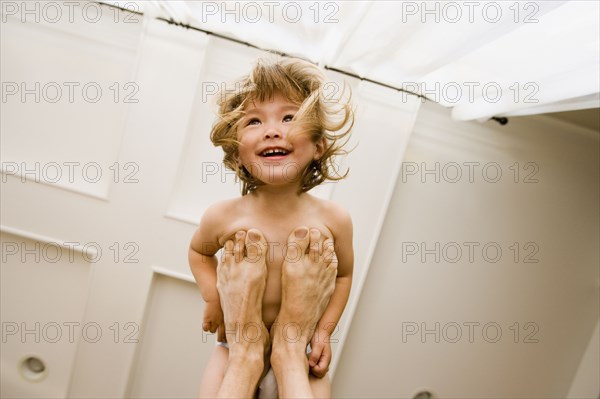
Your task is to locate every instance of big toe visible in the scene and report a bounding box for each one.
[245,228,267,262]
[285,226,310,261]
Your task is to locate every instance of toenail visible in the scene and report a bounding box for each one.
[236,231,244,238]
[295,228,308,238]
[310,229,320,236]
[248,230,260,241]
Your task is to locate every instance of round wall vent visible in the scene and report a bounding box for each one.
[19,355,48,382]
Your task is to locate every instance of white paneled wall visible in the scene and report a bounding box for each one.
[0,230,92,399]
[1,3,419,398]
[125,272,204,398]
[0,5,141,200]
[166,37,263,224]
[333,102,599,398]
[7,3,597,399]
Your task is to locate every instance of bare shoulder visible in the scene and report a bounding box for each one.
[309,195,353,238]
[199,197,241,227]
[192,197,243,255]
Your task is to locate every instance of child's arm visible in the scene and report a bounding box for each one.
[309,205,354,377]
[188,203,226,342]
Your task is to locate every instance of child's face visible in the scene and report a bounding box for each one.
[236,91,323,188]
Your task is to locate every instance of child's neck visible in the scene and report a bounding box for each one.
[249,184,306,211]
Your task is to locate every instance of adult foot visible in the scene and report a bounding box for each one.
[270,227,337,398]
[272,226,337,351]
[217,229,270,356]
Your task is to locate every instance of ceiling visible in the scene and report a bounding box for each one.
[547,108,600,132]
[101,0,600,122]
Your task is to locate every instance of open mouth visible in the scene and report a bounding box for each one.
[259,148,291,157]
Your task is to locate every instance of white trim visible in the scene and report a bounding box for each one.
[0,224,99,259]
[151,265,196,284]
[329,92,422,378]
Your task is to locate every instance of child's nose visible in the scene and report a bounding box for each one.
[263,127,282,139]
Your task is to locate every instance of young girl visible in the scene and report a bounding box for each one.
[188,56,355,398]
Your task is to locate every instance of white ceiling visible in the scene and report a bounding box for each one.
[102,0,600,122]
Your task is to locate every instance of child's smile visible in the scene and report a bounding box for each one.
[237,91,322,187]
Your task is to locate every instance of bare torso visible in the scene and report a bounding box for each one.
[215,192,334,328]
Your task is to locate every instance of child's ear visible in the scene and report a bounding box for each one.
[314,137,326,160]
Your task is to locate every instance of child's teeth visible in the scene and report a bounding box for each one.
[263,149,287,156]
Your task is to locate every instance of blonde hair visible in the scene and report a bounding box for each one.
[210,55,354,195]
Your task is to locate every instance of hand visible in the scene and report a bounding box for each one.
[203,300,226,342]
[308,332,332,378]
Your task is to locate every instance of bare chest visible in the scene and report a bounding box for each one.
[216,201,334,324]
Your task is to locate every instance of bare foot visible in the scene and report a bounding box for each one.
[272,226,337,351]
[217,229,270,357]
[270,227,337,398]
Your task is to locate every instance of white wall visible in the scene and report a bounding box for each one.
[2,3,598,398]
[0,3,419,397]
[333,102,599,398]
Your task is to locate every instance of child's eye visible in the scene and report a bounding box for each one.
[246,118,260,126]
[283,114,295,122]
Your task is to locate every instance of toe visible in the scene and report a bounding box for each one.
[323,238,336,267]
[245,228,267,262]
[327,252,338,277]
[309,228,321,261]
[234,230,246,262]
[223,239,235,263]
[286,226,309,262]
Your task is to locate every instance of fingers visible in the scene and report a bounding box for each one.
[310,345,331,378]
[308,344,322,368]
[203,320,217,333]
[217,324,226,343]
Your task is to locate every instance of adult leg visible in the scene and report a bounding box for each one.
[197,346,228,398]
[216,229,271,399]
[309,374,331,399]
[270,227,337,398]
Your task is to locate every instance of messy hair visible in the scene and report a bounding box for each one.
[210,55,354,195]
